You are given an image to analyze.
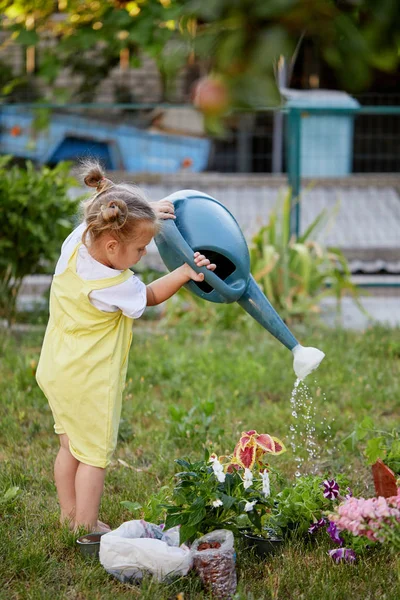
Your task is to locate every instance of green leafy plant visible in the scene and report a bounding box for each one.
[250,189,364,323]
[161,454,274,544]
[272,474,351,536]
[121,486,171,524]
[166,398,224,448]
[342,417,400,474]
[160,430,286,544]
[0,158,79,325]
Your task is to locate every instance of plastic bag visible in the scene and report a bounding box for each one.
[99,520,192,583]
[191,530,237,599]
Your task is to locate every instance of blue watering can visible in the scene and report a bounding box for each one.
[155,190,324,379]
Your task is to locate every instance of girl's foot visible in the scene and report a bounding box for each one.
[73,520,111,534]
[60,513,75,530]
[95,520,111,533]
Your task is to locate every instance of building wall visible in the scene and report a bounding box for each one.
[0,33,189,103]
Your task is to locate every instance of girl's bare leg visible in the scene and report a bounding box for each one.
[74,463,110,532]
[54,433,79,527]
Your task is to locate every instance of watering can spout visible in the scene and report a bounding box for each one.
[238,277,325,380]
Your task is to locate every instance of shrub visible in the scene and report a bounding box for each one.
[0,157,79,325]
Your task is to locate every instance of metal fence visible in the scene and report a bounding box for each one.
[286,105,400,236]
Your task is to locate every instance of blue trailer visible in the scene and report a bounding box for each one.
[0,106,211,173]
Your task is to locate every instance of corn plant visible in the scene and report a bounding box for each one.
[250,189,365,322]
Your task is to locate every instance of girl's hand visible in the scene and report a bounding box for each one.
[152,199,175,220]
[185,252,217,282]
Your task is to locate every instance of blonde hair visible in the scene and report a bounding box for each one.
[80,161,159,246]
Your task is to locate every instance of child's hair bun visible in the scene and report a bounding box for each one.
[100,199,128,229]
[81,158,158,245]
[83,163,105,188]
[81,159,113,192]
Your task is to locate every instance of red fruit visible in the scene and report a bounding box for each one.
[192,77,229,116]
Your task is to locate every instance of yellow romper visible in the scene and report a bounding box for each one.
[36,242,134,468]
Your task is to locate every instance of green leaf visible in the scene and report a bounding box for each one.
[341,430,358,452]
[356,416,375,440]
[175,471,199,479]
[16,29,39,46]
[120,501,142,512]
[251,27,293,69]
[187,497,206,526]
[175,458,191,469]
[388,439,400,461]
[179,524,198,545]
[220,493,237,510]
[217,29,245,70]
[365,437,387,465]
[165,512,185,529]
[1,486,21,504]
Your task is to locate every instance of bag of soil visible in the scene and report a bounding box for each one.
[191,530,237,599]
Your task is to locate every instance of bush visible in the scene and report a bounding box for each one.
[0,157,79,325]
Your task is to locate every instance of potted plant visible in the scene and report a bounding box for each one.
[271,474,351,537]
[160,429,286,557]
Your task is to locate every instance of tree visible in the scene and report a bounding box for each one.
[0,0,188,101]
[0,0,399,110]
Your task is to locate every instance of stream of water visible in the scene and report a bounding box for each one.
[289,378,333,476]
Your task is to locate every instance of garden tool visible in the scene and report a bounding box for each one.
[155,190,324,379]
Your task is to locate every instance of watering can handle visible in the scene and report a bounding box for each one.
[162,220,247,303]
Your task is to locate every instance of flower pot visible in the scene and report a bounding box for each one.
[240,531,284,558]
[76,532,107,560]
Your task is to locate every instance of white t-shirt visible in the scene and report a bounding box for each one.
[55,223,147,319]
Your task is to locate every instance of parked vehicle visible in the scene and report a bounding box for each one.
[0,106,211,173]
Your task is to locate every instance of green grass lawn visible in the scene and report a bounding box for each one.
[1,320,400,599]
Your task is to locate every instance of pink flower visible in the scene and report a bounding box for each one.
[328,488,400,547]
[374,496,392,518]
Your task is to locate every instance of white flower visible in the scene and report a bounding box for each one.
[244,500,257,512]
[210,455,226,482]
[261,469,270,497]
[215,470,226,483]
[212,499,223,508]
[243,468,253,490]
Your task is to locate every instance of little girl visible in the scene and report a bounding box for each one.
[36,162,216,533]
